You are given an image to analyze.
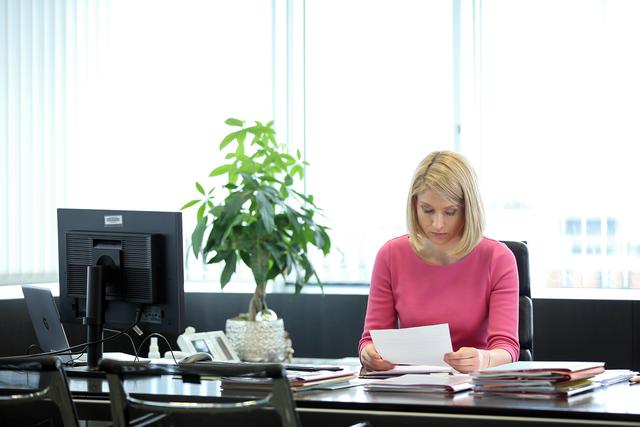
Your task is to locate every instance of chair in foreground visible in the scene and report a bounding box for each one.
[100,359,300,427]
[0,355,79,427]
[501,240,534,361]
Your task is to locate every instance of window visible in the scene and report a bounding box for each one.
[474,0,640,297]
[4,0,640,300]
[304,0,455,283]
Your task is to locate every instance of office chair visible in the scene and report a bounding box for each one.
[500,240,534,361]
[100,359,373,427]
[100,359,301,427]
[0,355,80,427]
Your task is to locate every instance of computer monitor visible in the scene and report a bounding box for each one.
[57,209,185,368]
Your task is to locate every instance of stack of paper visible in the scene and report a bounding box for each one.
[364,374,472,394]
[471,361,606,399]
[360,365,453,379]
[591,369,638,387]
[220,369,357,392]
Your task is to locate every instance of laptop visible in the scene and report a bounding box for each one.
[21,285,152,378]
[21,284,83,366]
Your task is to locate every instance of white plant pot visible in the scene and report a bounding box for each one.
[225,318,286,362]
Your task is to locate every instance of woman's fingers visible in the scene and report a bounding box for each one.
[444,347,482,373]
[361,344,394,371]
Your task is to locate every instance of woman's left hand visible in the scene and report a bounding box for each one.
[443,347,488,373]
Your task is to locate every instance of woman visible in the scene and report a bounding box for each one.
[359,151,519,374]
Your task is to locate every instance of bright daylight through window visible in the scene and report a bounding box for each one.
[2,0,640,300]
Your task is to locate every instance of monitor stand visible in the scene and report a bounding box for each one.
[83,265,107,370]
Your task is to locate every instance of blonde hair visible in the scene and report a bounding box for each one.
[406,151,485,258]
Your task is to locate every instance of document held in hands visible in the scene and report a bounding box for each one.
[370,323,453,366]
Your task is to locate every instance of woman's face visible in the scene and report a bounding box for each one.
[416,189,465,248]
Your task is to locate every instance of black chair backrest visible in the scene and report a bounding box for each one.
[500,240,534,361]
[99,359,301,427]
[0,355,79,427]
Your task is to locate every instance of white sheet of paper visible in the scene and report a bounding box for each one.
[370,324,453,366]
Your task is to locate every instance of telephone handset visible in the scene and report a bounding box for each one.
[177,326,240,362]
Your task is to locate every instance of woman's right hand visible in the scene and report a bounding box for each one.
[360,343,395,372]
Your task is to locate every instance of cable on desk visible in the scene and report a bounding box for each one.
[0,307,143,362]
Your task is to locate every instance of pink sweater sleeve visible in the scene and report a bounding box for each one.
[485,245,520,362]
[358,243,395,354]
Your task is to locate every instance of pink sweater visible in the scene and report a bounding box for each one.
[359,236,520,362]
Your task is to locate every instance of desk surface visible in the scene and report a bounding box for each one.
[63,359,640,427]
[4,359,640,426]
[65,376,640,426]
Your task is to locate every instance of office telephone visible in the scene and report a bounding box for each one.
[176,326,240,362]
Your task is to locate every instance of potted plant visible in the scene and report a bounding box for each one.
[181,118,331,361]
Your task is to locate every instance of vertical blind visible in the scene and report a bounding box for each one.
[0,0,274,289]
[0,0,105,285]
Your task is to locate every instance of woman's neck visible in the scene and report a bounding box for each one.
[415,237,463,265]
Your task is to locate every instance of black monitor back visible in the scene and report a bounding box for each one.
[57,209,185,334]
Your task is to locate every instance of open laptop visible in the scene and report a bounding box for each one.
[21,284,84,366]
[22,285,153,377]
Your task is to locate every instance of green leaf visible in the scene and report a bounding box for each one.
[279,186,289,199]
[223,182,235,189]
[208,250,230,264]
[261,186,281,203]
[300,254,315,282]
[239,250,252,269]
[196,203,206,222]
[220,214,243,244]
[313,228,325,250]
[237,130,247,145]
[292,189,317,206]
[220,191,250,224]
[180,199,200,210]
[266,263,280,281]
[291,164,304,179]
[296,149,302,159]
[283,206,301,232]
[256,191,275,233]
[262,241,285,270]
[250,246,269,285]
[220,251,238,287]
[225,118,244,127]
[210,164,231,177]
[195,182,206,196]
[191,217,208,258]
[238,160,258,174]
[320,227,331,254]
[280,153,295,166]
[220,132,237,149]
[229,171,238,185]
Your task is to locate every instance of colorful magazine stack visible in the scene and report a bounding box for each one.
[471,361,605,399]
